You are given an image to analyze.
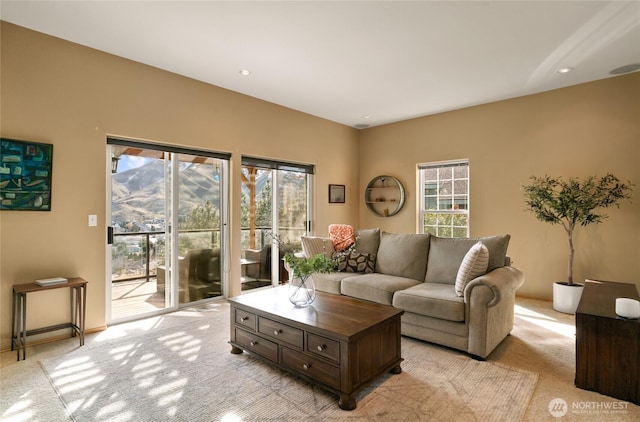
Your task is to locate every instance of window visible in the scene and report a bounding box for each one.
[418,160,469,237]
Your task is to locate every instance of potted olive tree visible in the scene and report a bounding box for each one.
[523,174,633,313]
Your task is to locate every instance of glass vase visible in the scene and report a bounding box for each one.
[289,274,316,307]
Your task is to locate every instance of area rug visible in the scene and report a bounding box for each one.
[39,302,537,422]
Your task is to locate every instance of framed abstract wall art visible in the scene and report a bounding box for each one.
[0,138,53,211]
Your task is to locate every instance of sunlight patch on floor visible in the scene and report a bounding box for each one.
[515,304,576,338]
[1,395,34,422]
[221,412,243,422]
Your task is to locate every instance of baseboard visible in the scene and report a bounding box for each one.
[515,293,552,302]
[1,325,107,353]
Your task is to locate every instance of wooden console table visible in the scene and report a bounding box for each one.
[12,277,87,361]
[575,279,639,404]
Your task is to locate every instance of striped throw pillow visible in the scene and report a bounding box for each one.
[455,242,489,296]
[301,236,335,259]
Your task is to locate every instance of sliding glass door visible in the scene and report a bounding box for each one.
[240,157,312,290]
[107,138,229,323]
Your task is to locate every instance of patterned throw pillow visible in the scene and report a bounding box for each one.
[328,224,356,252]
[336,252,376,274]
[455,242,489,297]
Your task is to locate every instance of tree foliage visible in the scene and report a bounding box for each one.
[180,200,219,230]
[256,180,272,227]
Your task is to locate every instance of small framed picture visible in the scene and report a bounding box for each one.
[328,184,345,203]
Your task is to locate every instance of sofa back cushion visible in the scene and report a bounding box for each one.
[425,234,511,284]
[354,228,381,256]
[376,232,430,281]
[425,235,510,284]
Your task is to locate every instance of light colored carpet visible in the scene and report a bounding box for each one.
[36,302,537,422]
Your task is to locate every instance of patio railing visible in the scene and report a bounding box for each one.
[112,226,303,283]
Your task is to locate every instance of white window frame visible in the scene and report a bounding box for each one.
[418,159,469,237]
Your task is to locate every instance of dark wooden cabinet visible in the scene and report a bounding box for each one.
[575,280,640,404]
[229,286,403,410]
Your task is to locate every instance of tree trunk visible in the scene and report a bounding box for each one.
[567,230,575,285]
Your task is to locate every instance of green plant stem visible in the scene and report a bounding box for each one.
[291,275,313,302]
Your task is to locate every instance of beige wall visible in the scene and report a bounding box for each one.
[2,22,639,350]
[0,22,359,350]
[358,72,640,299]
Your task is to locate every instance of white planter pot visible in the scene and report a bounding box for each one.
[553,282,585,314]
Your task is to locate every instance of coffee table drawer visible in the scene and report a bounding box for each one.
[235,328,278,362]
[307,333,340,362]
[235,309,256,331]
[282,346,340,389]
[258,317,303,348]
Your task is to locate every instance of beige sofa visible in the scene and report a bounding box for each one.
[306,229,524,359]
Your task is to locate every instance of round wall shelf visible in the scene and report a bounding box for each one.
[365,175,405,217]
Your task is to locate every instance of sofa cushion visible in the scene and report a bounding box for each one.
[393,283,465,322]
[354,228,380,255]
[455,242,489,296]
[341,273,422,305]
[425,235,510,284]
[336,252,376,274]
[312,272,355,295]
[301,236,335,259]
[329,224,356,251]
[375,232,430,281]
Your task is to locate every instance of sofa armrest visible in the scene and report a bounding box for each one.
[464,265,524,358]
[463,266,524,307]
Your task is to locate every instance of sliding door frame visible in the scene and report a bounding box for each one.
[106,136,230,324]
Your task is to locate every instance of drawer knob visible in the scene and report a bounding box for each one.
[273,329,282,335]
[302,363,311,370]
[250,341,258,347]
[241,316,249,321]
[317,344,326,351]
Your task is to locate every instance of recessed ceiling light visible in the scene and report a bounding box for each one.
[557,67,574,74]
[239,69,251,76]
[362,115,371,119]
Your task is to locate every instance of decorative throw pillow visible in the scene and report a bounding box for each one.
[455,242,489,297]
[301,236,335,259]
[328,224,356,252]
[336,252,376,274]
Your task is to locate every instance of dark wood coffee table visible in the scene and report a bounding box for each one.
[229,286,403,410]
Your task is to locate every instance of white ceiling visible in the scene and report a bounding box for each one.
[1,1,639,128]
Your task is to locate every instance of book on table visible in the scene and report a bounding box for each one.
[34,277,68,286]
